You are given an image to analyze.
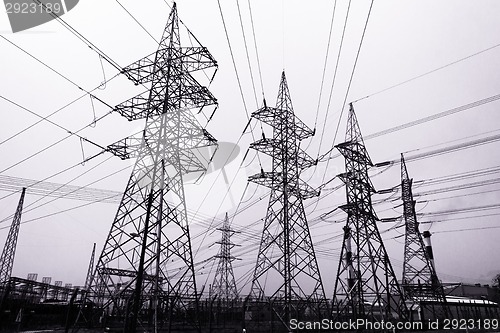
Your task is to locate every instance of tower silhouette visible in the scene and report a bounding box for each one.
[332,104,407,321]
[0,188,26,310]
[210,213,239,304]
[401,153,449,320]
[89,4,218,332]
[247,72,327,329]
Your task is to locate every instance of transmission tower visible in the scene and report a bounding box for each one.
[332,104,407,321]
[401,153,449,320]
[89,3,218,332]
[0,188,26,285]
[247,72,327,328]
[210,213,239,304]
[73,243,97,328]
[84,243,96,291]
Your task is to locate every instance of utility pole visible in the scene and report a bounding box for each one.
[332,104,407,321]
[89,3,218,332]
[247,72,327,329]
[401,153,449,320]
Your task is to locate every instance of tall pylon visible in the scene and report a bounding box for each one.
[332,104,407,321]
[247,72,327,328]
[0,188,26,286]
[210,213,239,304]
[401,153,449,320]
[89,3,218,332]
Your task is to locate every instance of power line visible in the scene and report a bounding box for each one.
[312,0,337,132]
[0,175,122,203]
[314,0,351,160]
[325,0,374,160]
[0,150,105,203]
[0,156,127,225]
[216,0,262,168]
[433,225,500,234]
[352,41,500,103]
[0,36,118,148]
[0,193,117,230]
[236,0,259,108]
[246,0,265,99]
[0,99,113,175]
[31,0,122,72]
[313,1,374,211]
[319,92,500,162]
[0,95,107,152]
[366,94,500,141]
[115,0,158,43]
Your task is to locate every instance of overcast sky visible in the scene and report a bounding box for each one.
[1,0,500,295]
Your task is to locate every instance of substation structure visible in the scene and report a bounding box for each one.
[1,3,500,333]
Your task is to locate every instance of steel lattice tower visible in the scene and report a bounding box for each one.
[84,243,96,291]
[89,4,218,332]
[401,153,449,320]
[0,188,26,317]
[210,213,239,304]
[0,188,26,286]
[247,72,327,326]
[332,104,407,321]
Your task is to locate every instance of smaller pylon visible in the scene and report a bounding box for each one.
[0,188,26,311]
[332,104,408,321]
[84,243,96,291]
[0,188,26,285]
[210,213,239,304]
[73,243,97,328]
[401,154,449,320]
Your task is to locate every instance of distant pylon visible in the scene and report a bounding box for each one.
[89,3,218,332]
[332,104,407,321]
[73,243,97,328]
[209,213,239,304]
[84,243,96,291]
[0,188,26,285]
[0,188,26,317]
[401,153,449,320]
[247,72,327,327]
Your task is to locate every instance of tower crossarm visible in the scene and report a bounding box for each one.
[248,172,319,199]
[250,138,316,170]
[98,267,161,281]
[337,171,375,193]
[121,47,217,86]
[251,106,314,141]
[107,131,144,160]
[114,76,217,121]
[338,203,378,221]
[335,141,373,166]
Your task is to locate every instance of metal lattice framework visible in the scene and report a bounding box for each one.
[89,4,218,332]
[401,153,449,319]
[84,243,96,292]
[209,213,239,304]
[332,104,407,321]
[0,188,26,286]
[247,72,327,326]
